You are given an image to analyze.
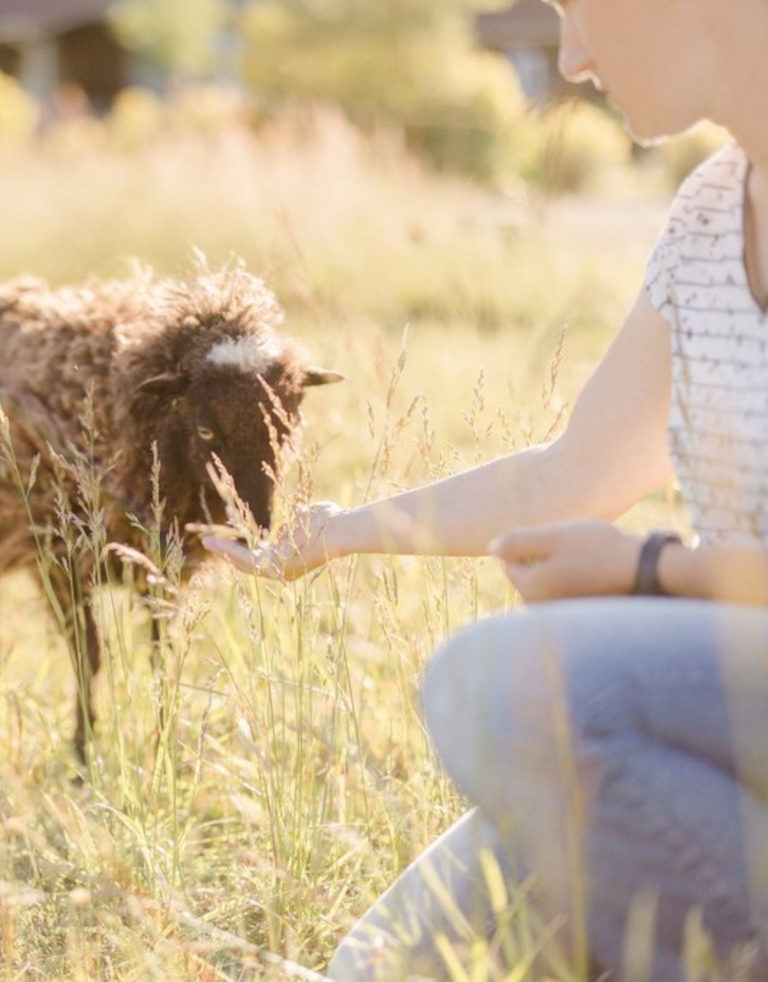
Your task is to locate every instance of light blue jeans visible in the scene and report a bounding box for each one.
[328,599,768,981]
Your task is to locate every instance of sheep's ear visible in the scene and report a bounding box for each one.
[136,372,190,396]
[302,367,344,387]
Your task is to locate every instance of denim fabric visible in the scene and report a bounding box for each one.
[329,599,768,981]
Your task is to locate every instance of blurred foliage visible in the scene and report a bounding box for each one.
[655,120,730,189]
[0,94,663,344]
[0,71,40,148]
[249,0,488,33]
[108,0,230,76]
[106,85,165,149]
[1,0,722,196]
[240,0,527,182]
[512,101,632,193]
[107,83,248,150]
[100,0,650,190]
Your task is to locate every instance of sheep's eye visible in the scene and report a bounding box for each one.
[197,425,216,442]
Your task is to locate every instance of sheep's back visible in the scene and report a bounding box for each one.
[0,280,138,570]
[0,279,129,443]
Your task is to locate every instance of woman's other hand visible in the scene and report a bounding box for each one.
[203,501,346,581]
[489,520,643,603]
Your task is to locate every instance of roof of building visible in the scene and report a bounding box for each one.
[0,0,114,41]
[476,0,559,50]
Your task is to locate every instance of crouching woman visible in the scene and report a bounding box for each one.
[205,0,768,975]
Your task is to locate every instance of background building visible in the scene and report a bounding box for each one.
[0,0,245,116]
[0,0,124,112]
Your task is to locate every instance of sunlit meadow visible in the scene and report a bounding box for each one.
[0,100,703,979]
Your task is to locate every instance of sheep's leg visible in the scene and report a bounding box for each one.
[49,573,101,764]
[149,613,170,750]
[72,603,100,764]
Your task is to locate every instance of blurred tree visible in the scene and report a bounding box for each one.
[241,0,526,181]
[109,0,230,78]
[263,0,485,30]
[0,70,40,148]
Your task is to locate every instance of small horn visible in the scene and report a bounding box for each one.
[136,371,190,396]
[302,367,345,387]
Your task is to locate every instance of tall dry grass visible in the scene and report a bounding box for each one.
[0,108,702,979]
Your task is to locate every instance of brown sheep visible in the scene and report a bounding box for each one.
[0,260,341,762]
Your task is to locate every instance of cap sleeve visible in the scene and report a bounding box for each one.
[644,183,690,325]
[643,142,740,327]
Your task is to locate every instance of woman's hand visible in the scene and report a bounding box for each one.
[202,501,346,581]
[489,519,643,604]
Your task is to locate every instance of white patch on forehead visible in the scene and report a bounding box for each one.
[206,334,283,375]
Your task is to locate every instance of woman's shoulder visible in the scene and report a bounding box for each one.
[672,140,746,215]
[653,140,746,248]
[645,141,746,315]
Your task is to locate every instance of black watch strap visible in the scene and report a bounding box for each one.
[633,531,682,596]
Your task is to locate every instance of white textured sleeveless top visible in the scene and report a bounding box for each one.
[645,142,768,547]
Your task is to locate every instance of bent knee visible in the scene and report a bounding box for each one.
[422,611,568,794]
[421,604,649,805]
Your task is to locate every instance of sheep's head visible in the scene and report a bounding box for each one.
[136,339,340,536]
[124,264,341,542]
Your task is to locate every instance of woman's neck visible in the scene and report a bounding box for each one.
[707,1,768,310]
[738,154,768,315]
[708,3,768,178]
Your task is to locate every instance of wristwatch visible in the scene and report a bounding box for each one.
[633,531,682,596]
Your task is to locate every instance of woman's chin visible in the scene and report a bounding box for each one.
[621,107,705,148]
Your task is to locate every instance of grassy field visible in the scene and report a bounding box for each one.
[0,110,694,979]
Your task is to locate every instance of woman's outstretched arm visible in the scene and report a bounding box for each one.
[204,289,673,579]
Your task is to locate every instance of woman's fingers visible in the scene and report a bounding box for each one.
[202,501,346,581]
[202,536,283,576]
[488,526,554,563]
[488,520,643,602]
